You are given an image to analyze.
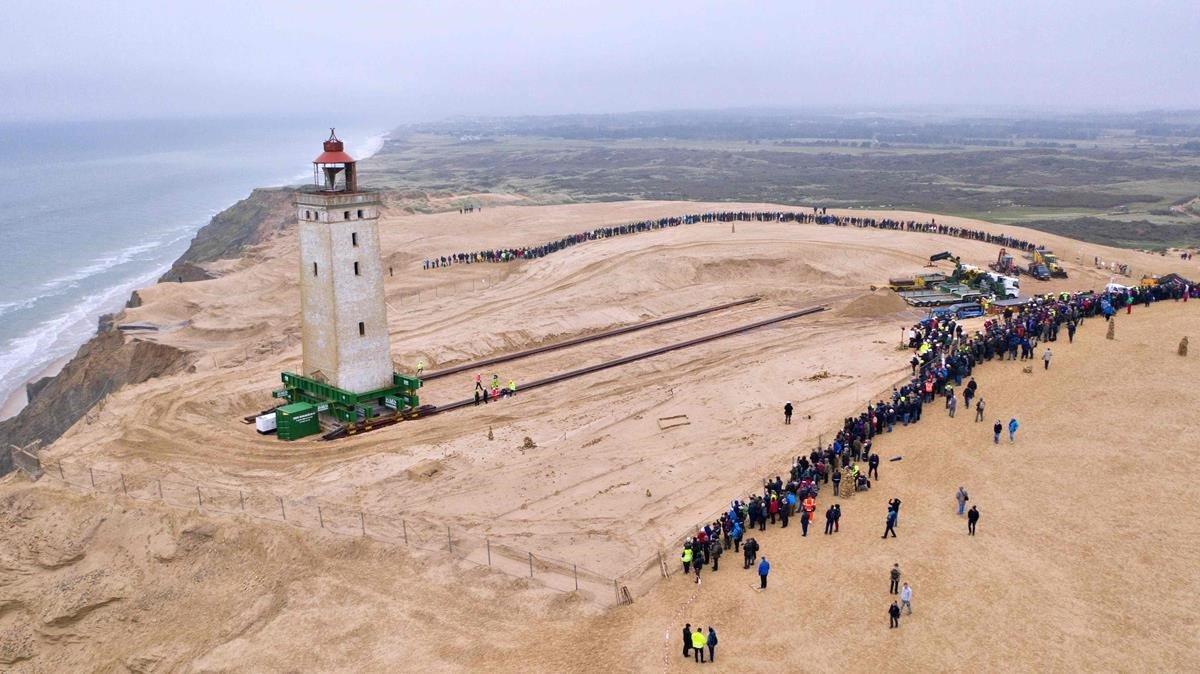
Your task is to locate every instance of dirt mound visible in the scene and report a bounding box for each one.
[836,289,909,318]
[405,459,445,480]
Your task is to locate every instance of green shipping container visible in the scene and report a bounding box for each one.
[276,402,320,441]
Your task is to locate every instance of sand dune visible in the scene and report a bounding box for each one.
[1,201,1196,670]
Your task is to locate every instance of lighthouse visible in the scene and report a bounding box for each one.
[272,131,420,437]
[294,129,392,393]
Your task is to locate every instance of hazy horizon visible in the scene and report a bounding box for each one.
[5,1,1199,124]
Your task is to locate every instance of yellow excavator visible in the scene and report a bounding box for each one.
[1032,248,1068,278]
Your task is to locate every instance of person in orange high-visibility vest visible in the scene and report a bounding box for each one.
[802,496,817,527]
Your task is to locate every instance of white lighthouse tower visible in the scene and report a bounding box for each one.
[293,130,392,394]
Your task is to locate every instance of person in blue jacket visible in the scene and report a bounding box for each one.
[1008,417,1019,443]
[758,556,770,589]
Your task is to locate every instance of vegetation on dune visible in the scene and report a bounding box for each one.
[362,110,1200,249]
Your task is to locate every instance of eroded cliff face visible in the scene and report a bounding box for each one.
[158,187,296,283]
[0,329,189,466]
[2,188,297,475]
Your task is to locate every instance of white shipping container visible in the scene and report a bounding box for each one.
[255,413,277,434]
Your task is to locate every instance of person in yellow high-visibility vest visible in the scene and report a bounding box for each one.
[507,380,517,397]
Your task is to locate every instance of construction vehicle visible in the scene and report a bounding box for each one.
[982,271,1021,299]
[1031,248,1067,278]
[1028,258,1051,281]
[888,272,947,291]
[989,248,1022,276]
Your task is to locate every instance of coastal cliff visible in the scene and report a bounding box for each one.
[158,187,296,282]
[1,187,296,474]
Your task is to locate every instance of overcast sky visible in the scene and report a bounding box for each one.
[4,0,1198,122]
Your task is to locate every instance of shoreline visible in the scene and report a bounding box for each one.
[0,354,70,421]
[0,130,389,423]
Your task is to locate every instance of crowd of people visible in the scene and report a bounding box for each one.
[421,208,1044,269]
[673,275,1194,649]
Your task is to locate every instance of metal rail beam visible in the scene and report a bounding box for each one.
[419,296,761,381]
[432,304,828,414]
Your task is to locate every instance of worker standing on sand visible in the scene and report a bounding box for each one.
[832,504,841,532]
[691,629,707,662]
[681,543,693,575]
[758,556,770,589]
[682,624,692,658]
[975,398,985,422]
[832,469,842,496]
[507,380,517,397]
[948,394,957,418]
[968,506,980,535]
[889,601,901,629]
[1008,418,1019,443]
[882,508,898,538]
[706,627,718,663]
[956,487,969,516]
[1043,347,1052,370]
[475,374,483,391]
[890,564,902,594]
[901,582,913,615]
[869,453,880,480]
[784,401,793,424]
[824,506,835,535]
[993,420,1002,444]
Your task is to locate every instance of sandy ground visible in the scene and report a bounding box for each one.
[2,201,1197,670]
[33,202,1191,570]
[3,286,1196,671]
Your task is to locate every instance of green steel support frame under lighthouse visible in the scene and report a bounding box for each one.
[273,130,420,437]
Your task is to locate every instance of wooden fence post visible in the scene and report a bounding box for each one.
[279,496,286,520]
[447,525,453,553]
[529,552,534,578]
[157,479,163,500]
[318,506,325,528]
[89,467,96,488]
[574,564,579,591]
[196,486,202,507]
[239,491,246,511]
[402,519,408,545]
[58,462,65,481]
[359,511,366,536]
[120,474,128,496]
[486,538,492,566]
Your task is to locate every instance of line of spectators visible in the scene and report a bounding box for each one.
[422,208,1042,269]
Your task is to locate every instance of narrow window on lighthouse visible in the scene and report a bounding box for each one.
[353,261,360,276]
[343,211,350,220]
[358,322,365,336]
[351,232,358,246]
[357,209,364,218]
[312,262,318,276]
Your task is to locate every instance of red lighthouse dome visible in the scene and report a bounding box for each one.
[311,128,358,192]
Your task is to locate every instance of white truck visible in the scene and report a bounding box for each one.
[984,271,1021,299]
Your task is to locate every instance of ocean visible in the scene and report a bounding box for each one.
[0,117,386,417]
